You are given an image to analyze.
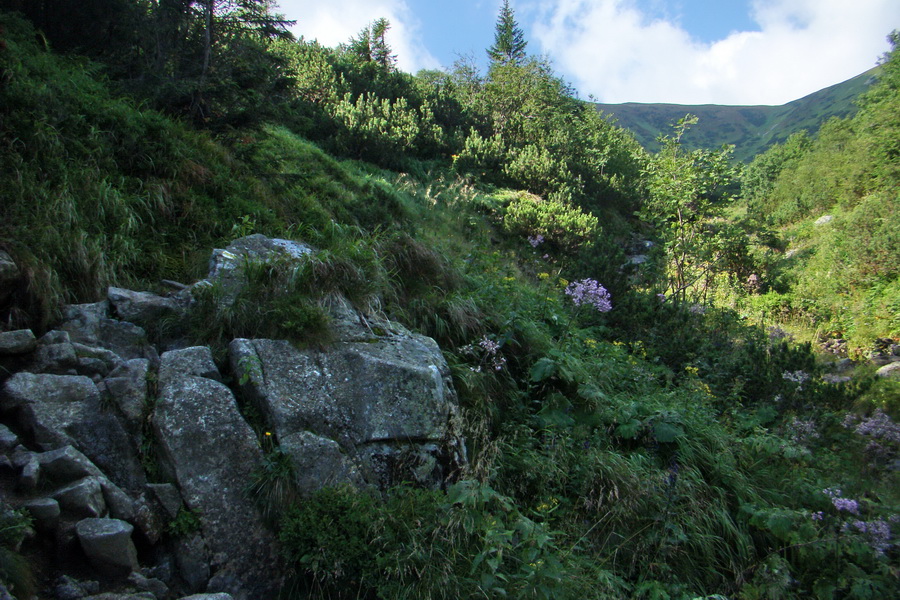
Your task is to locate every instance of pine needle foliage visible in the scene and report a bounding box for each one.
[487,0,528,66]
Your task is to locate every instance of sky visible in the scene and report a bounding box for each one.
[274,0,900,105]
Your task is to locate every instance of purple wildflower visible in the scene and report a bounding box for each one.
[782,370,810,391]
[787,417,820,446]
[479,336,501,354]
[854,409,900,444]
[565,279,612,312]
[811,511,824,521]
[528,234,545,248]
[823,487,842,499]
[843,519,893,555]
[462,335,507,372]
[843,409,900,463]
[832,497,860,514]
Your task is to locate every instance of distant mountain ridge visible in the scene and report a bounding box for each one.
[595,68,879,162]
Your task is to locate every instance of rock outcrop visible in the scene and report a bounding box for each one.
[152,347,277,599]
[230,334,464,489]
[0,235,465,599]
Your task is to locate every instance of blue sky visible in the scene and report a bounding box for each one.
[275,0,900,105]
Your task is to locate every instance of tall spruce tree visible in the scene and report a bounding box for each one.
[487,0,527,66]
[347,18,397,71]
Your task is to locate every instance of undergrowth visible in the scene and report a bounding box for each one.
[1,13,897,599]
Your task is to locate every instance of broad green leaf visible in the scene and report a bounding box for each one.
[615,419,642,439]
[652,421,684,443]
[530,357,557,382]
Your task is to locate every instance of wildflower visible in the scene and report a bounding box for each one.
[538,272,550,280]
[823,487,842,499]
[782,370,810,391]
[823,487,860,514]
[478,336,501,354]
[843,519,893,555]
[844,409,900,463]
[832,497,860,514]
[767,326,792,342]
[786,417,820,446]
[564,279,612,312]
[584,338,597,349]
[528,234,545,247]
[811,511,824,521]
[854,409,900,444]
[461,335,507,372]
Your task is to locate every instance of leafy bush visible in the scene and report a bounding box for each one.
[167,508,202,538]
[500,190,598,252]
[279,482,600,600]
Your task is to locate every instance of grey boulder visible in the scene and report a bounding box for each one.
[230,334,465,489]
[53,477,107,518]
[0,424,18,451]
[103,359,151,440]
[76,518,139,576]
[1,373,143,490]
[108,287,184,329]
[876,362,900,379]
[59,302,157,362]
[23,497,61,532]
[152,348,276,597]
[280,431,363,494]
[0,329,36,355]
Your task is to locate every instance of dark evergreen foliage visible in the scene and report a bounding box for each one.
[487,0,527,66]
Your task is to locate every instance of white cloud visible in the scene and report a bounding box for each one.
[275,0,441,73]
[530,0,900,104]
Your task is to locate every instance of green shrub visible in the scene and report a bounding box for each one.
[167,508,202,538]
[500,190,598,252]
[279,482,591,600]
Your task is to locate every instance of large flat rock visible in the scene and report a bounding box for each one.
[152,348,277,598]
[1,373,143,490]
[229,334,465,489]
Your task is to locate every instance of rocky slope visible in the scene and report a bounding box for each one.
[0,236,465,600]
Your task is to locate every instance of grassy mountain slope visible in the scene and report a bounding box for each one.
[596,68,878,161]
[1,10,898,600]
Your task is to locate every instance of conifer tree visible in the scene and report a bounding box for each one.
[371,18,397,70]
[347,18,397,71]
[487,0,527,66]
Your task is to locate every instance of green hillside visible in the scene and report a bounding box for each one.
[596,68,878,161]
[1,4,898,600]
